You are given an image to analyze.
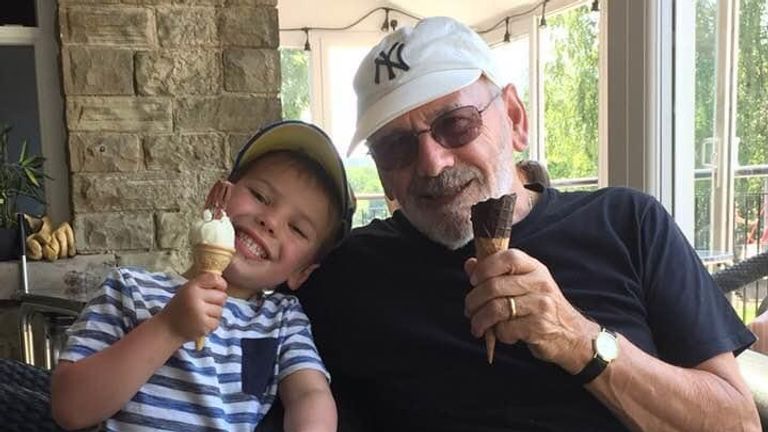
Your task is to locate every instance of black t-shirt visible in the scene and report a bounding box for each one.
[298,187,754,432]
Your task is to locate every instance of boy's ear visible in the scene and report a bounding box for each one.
[285,263,320,291]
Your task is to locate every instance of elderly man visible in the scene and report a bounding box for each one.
[299,17,760,431]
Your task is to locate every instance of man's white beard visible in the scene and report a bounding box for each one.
[399,160,514,250]
[402,202,474,250]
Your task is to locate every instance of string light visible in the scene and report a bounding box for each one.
[381,7,391,32]
[303,28,311,51]
[282,2,550,47]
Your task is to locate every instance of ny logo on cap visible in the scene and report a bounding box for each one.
[374,42,410,84]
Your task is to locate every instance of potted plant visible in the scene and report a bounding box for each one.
[0,124,47,261]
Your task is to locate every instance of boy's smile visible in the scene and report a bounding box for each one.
[236,229,270,260]
[222,152,335,297]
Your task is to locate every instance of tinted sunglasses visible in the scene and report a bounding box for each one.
[367,93,501,170]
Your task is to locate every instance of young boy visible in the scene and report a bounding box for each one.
[51,120,355,432]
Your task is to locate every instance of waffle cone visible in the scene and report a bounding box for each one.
[192,244,234,351]
[474,237,510,259]
[193,244,235,276]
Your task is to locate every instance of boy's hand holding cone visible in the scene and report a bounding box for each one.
[191,180,236,350]
[470,194,517,364]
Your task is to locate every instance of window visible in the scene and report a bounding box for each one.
[540,4,600,190]
[0,0,67,223]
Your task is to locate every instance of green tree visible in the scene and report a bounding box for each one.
[346,166,383,194]
[280,48,310,120]
[543,6,599,181]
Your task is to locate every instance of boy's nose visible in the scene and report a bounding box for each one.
[257,215,276,236]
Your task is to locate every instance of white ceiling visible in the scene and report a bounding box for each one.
[277,0,539,34]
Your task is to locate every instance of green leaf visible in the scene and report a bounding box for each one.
[23,167,40,187]
[18,140,27,164]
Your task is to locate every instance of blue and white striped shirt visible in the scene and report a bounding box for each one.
[60,267,329,432]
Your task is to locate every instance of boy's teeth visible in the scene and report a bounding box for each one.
[237,232,267,259]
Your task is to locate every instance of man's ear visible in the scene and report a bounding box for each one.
[501,84,529,152]
[377,167,396,201]
[285,263,320,291]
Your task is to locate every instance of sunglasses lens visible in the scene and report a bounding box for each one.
[368,105,485,170]
[370,133,418,170]
[432,107,483,148]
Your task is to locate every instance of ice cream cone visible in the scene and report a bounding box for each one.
[193,243,235,350]
[193,243,235,276]
[471,194,517,364]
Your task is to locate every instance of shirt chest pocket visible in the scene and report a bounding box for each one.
[241,338,279,396]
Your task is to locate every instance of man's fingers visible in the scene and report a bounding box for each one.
[469,295,531,337]
[464,257,478,278]
[469,248,539,286]
[465,273,531,316]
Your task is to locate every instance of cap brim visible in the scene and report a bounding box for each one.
[349,69,483,156]
[234,122,353,232]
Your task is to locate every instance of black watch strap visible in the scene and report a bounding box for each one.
[573,354,608,385]
[573,328,617,385]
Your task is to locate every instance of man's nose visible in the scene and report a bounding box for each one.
[415,132,455,177]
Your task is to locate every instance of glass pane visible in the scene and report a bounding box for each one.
[0,45,44,217]
[492,36,530,107]
[325,45,389,226]
[0,3,36,26]
[493,36,530,160]
[693,0,718,250]
[734,0,768,257]
[280,48,311,121]
[541,5,599,182]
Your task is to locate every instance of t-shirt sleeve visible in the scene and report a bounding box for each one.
[276,298,330,382]
[639,198,756,366]
[58,268,139,363]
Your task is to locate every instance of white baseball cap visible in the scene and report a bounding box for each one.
[349,16,501,155]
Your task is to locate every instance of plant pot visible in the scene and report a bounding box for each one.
[0,226,21,261]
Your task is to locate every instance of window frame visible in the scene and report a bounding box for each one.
[0,0,68,225]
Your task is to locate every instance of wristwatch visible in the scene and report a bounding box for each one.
[573,327,619,385]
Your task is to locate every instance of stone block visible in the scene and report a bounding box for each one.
[226,0,276,5]
[69,133,142,173]
[143,133,228,172]
[62,46,134,95]
[72,172,195,212]
[174,95,281,132]
[156,211,192,249]
[117,250,191,274]
[135,49,221,95]
[223,48,279,93]
[124,0,224,5]
[61,6,155,46]
[228,133,250,166]
[67,97,172,132]
[156,7,218,47]
[74,212,154,251]
[218,7,278,48]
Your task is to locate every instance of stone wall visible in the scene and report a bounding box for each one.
[58,0,282,272]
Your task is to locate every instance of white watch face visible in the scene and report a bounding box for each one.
[595,331,619,362]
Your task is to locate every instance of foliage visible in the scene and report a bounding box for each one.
[280,48,311,120]
[543,6,599,181]
[0,124,47,229]
[346,165,383,194]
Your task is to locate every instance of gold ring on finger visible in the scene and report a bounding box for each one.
[508,296,517,320]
